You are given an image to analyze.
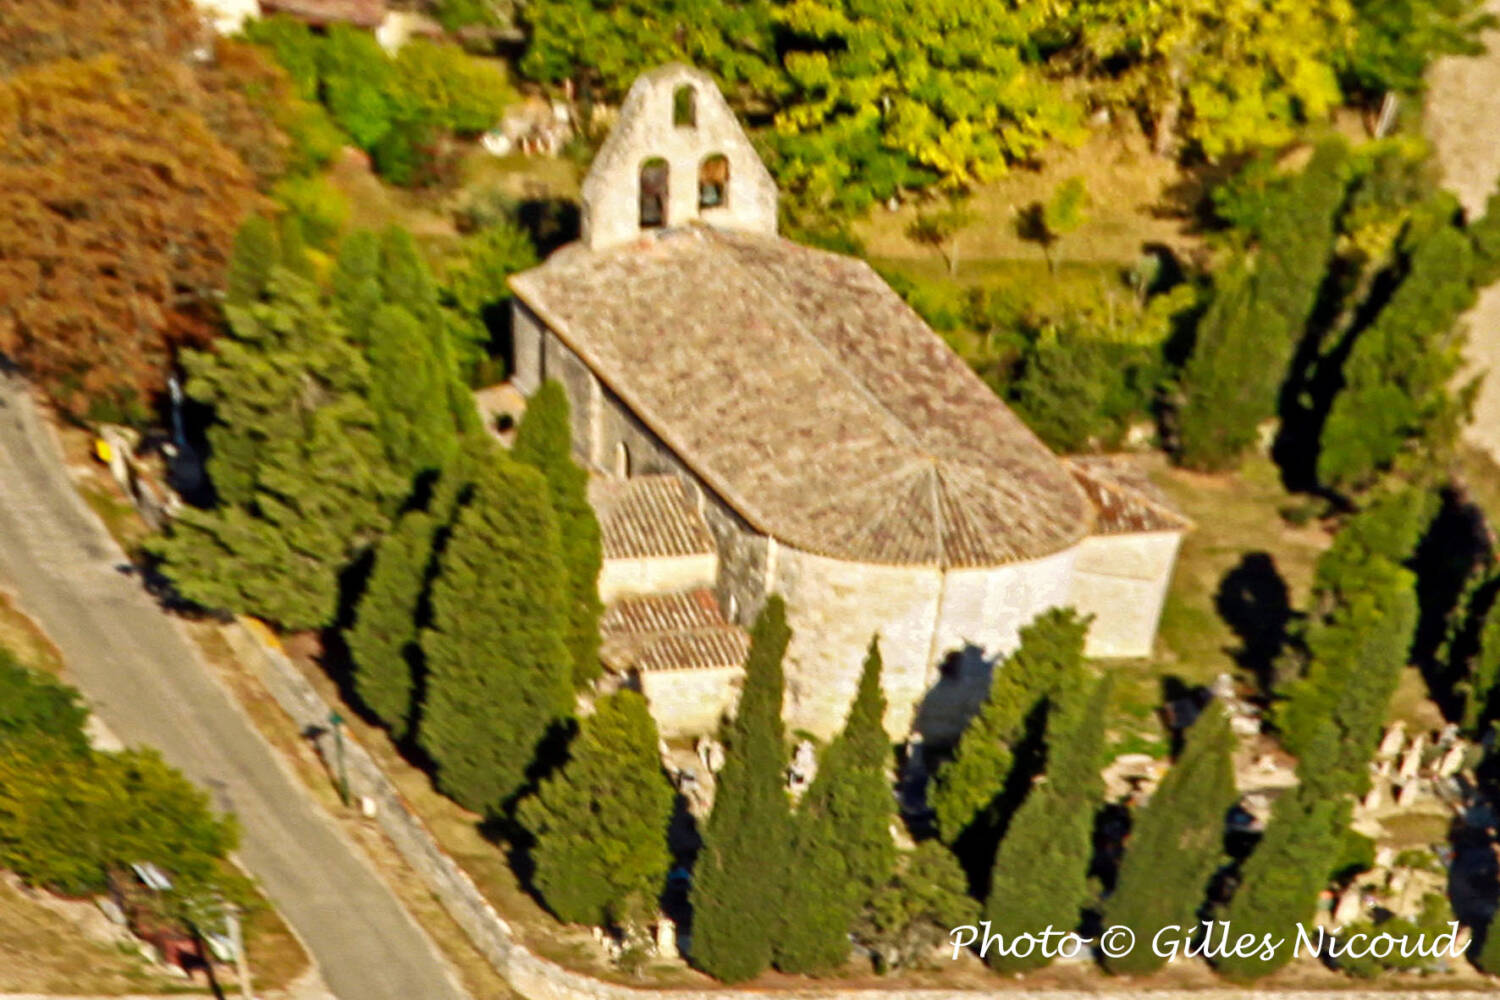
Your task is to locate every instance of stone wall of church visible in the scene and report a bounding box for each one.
[1069,531,1183,659]
[639,666,745,737]
[770,545,1079,743]
[527,320,774,627]
[511,302,546,396]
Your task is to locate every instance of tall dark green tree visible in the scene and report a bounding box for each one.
[691,597,794,983]
[929,609,1090,849]
[366,303,461,479]
[151,268,402,630]
[518,690,674,928]
[1102,706,1239,975]
[331,228,382,338]
[347,437,489,738]
[1177,141,1349,470]
[418,449,574,815]
[1317,209,1479,492]
[512,381,603,688]
[776,639,897,974]
[981,674,1111,974]
[1214,786,1347,981]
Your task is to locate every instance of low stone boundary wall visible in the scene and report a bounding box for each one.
[221,620,1497,1000]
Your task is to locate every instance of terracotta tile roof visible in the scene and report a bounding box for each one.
[600,590,749,672]
[260,0,386,27]
[589,475,716,560]
[511,227,1092,567]
[1065,456,1192,535]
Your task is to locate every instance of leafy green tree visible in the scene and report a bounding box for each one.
[1073,0,1353,157]
[512,381,603,688]
[419,450,574,815]
[519,0,782,102]
[151,269,402,630]
[1318,210,1479,492]
[518,690,674,928]
[775,0,1085,199]
[1015,177,1089,273]
[0,653,89,757]
[390,39,511,134]
[1177,141,1349,470]
[776,639,897,974]
[906,196,975,277]
[1342,0,1494,97]
[0,744,238,907]
[929,608,1090,848]
[856,841,978,973]
[440,221,539,380]
[1463,598,1500,731]
[1214,787,1347,981]
[691,596,794,983]
[981,675,1111,974]
[1102,706,1238,975]
[317,24,395,149]
[242,14,321,101]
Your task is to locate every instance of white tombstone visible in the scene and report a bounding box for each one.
[1395,781,1421,808]
[1333,885,1363,927]
[1378,722,1407,759]
[1360,782,1383,812]
[1438,743,1467,778]
[655,917,678,960]
[1398,735,1426,782]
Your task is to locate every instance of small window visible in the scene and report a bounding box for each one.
[639,158,668,229]
[673,85,697,128]
[614,441,631,478]
[699,153,729,210]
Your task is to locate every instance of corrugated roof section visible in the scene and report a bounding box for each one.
[590,475,717,560]
[1065,456,1192,535]
[600,590,749,672]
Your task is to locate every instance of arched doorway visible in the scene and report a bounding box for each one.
[640,158,669,229]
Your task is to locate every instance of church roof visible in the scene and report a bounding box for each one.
[1066,456,1192,535]
[589,475,716,560]
[600,590,749,672]
[511,226,1094,567]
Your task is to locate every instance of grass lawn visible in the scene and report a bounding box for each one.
[0,878,181,996]
[853,124,1199,270]
[1098,455,1333,750]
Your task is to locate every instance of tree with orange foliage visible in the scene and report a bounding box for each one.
[0,0,276,418]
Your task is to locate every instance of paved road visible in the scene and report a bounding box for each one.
[1425,0,1500,460]
[0,374,467,1000]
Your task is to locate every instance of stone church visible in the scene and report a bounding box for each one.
[508,64,1189,742]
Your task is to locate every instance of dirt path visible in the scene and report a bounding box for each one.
[1426,0,1500,458]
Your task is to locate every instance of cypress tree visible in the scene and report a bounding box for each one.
[151,269,402,630]
[1102,706,1238,975]
[418,450,574,816]
[1214,785,1346,981]
[1278,490,1430,797]
[367,303,461,479]
[518,690,675,928]
[347,437,489,738]
[377,227,478,432]
[981,675,1111,974]
[512,381,604,688]
[929,609,1089,849]
[690,597,794,983]
[776,639,898,974]
[332,228,382,338]
[225,215,280,309]
[1478,915,1500,975]
[1177,141,1348,470]
[1318,212,1479,492]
